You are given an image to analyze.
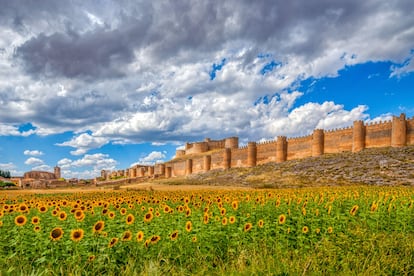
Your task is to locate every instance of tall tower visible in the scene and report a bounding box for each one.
[54,166,61,179]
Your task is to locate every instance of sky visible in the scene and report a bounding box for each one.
[0,1,413,179]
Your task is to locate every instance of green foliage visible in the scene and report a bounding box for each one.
[0,181,15,187]
[0,169,11,178]
[0,186,413,275]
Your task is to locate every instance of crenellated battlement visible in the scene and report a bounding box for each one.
[114,113,413,181]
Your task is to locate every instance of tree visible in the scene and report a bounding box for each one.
[0,170,11,178]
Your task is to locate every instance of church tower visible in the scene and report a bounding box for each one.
[54,166,61,179]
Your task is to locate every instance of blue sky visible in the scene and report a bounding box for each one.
[0,1,413,178]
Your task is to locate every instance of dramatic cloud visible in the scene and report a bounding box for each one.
[0,0,413,154]
[24,150,44,156]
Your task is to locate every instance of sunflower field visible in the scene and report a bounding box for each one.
[0,186,413,275]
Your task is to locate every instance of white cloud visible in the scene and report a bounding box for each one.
[0,162,16,171]
[24,157,44,166]
[57,153,117,179]
[390,56,414,78]
[0,124,35,137]
[24,150,44,156]
[31,164,52,172]
[56,133,109,155]
[131,151,166,166]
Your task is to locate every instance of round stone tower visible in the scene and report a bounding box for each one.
[223,148,231,170]
[276,136,287,163]
[352,120,365,152]
[204,155,211,172]
[247,142,257,167]
[312,129,324,157]
[225,137,239,149]
[391,113,407,147]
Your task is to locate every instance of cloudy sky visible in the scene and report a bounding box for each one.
[1,1,413,179]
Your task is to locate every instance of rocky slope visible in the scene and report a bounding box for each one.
[157,145,414,188]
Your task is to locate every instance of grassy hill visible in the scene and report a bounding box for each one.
[154,145,414,188]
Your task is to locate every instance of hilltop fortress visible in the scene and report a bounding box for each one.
[101,113,413,181]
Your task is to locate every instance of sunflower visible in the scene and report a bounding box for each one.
[258,219,264,228]
[102,208,109,215]
[52,209,59,216]
[150,235,161,244]
[327,226,333,234]
[120,208,127,216]
[203,213,209,224]
[15,215,27,226]
[108,237,119,248]
[155,211,161,217]
[244,222,253,232]
[0,211,3,218]
[170,230,179,241]
[185,221,192,232]
[315,228,321,234]
[229,216,236,224]
[143,212,153,223]
[50,227,64,241]
[31,216,40,225]
[74,210,85,221]
[302,226,309,234]
[136,231,144,242]
[327,205,332,215]
[275,199,281,207]
[349,205,359,216]
[370,202,378,212]
[34,225,41,232]
[87,255,96,262]
[18,203,29,213]
[185,209,191,217]
[278,214,286,224]
[70,229,84,242]
[163,205,171,213]
[231,201,238,210]
[144,239,151,248]
[108,211,115,219]
[58,211,67,221]
[191,236,197,243]
[126,214,135,225]
[93,220,105,233]
[121,230,132,241]
[220,208,226,216]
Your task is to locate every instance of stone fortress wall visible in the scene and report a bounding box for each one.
[104,113,414,181]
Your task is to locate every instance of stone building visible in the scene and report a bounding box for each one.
[22,166,65,188]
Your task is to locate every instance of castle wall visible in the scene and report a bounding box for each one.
[206,139,225,151]
[365,121,392,148]
[256,140,277,164]
[231,147,248,167]
[192,156,205,174]
[324,127,353,153]
[171,161,186,177]
[286,135,312,160]
[123,113,413,181]
[211,150,224,170]
[407,117,414,145]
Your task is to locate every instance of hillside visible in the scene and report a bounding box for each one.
[154,145,414,188]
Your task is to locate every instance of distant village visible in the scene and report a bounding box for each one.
[0,166,93,189]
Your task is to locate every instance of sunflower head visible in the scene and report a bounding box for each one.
[50,227,64,241]
[93,221,105,233]
[15,215,27,226]
[70,229,84,242]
